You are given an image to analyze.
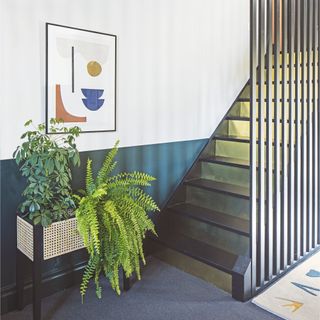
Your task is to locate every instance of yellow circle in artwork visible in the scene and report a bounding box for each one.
[87,61,102,77]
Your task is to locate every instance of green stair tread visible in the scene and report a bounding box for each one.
[185,178,250,199]
[214,134,292,147]
[200,155,249,169]
[225,116,251,121]
[169,203,250,236]
[257,79,316,85]
[238,97,315,103]
[214,134,250,143]
[154,231,238,273]
[225,116,301,124]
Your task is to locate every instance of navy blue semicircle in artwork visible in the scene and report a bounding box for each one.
[81,88,105,111]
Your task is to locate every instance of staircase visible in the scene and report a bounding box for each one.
[151,83,253,301]
[150,0,320,303]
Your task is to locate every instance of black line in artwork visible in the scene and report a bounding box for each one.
[72,46,74,93]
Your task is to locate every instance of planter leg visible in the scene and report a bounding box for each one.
[16,249,25,310]
[123,269,131,291]
[33,225,43,320]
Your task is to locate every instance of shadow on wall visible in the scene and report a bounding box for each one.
[0,139,206,295]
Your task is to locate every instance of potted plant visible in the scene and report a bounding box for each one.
[14,119,84,261]
[74,141,159,302]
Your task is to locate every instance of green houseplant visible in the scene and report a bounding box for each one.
[75,141,159,301]
[13,119,81,227]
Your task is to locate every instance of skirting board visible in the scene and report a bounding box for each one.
[1,239,154,315]
[1,260,87,315]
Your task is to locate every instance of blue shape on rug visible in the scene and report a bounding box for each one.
[291,282,320,296]
[81,89,105,111]
[306,269,320,278]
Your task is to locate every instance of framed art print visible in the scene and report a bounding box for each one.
[46,23,116,133]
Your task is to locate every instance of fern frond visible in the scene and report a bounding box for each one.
[104,200,129,258]
[106,172,156,189]
[128,187,160,212]
[94,264,102,299]
[87,203,100,254]
[80,255,98,302]
[96,140,119,185]
[85,159,95,194]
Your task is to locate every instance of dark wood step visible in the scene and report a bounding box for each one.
[225,116,302,124]
[238,97,315,103]
[258,79,318,85]
[185,178,250,199]
[266,62,317,70]
[214,134,250,143]
[199,155,287,175]
[214,134,293,147]
[153,231,238,274]
[226,116,251,121]
[200,155,249,169]
[169,203,250,236]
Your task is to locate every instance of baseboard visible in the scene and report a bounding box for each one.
[1,261,87,315]
[1,237,154,315]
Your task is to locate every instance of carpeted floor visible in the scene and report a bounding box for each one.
[3,257,280,320]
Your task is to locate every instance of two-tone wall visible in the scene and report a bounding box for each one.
[0,0,249,313]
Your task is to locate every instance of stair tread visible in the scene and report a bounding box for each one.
[169,203,250,236]
[226,116,251,121]
[258,79,317,85]
[225,116,301,124]
[214,134,250,143]
[154,230,238,273]
[214,134,292,147]
[238,97,315,103]
[200,155,249,168]
[185,178,250,199]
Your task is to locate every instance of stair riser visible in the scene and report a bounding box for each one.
[200,162,249,188]
[169,214,249,256]
[240,84,302,100]
[214,139,293,161]
[186,186,250,220]
[151,241,232,293]
[216,120,229,136]
[214,140,249,160]
[234,101,302,119]
[228,120,293,140]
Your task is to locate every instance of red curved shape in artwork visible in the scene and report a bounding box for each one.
[56,84,87,122]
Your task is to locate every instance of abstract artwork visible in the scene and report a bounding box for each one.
[46,23,116,133]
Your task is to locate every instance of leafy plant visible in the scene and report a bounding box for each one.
[13,119,81,227]
[75,141,159,302]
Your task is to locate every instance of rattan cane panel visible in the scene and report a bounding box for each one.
[17,216,34,261]
[43,217,84,260]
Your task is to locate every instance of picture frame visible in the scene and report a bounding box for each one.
[45,23,117,133]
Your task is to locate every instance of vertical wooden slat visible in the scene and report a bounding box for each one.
[288,0,295,265]
[274,0,281,274]
[281,0,288,270]
[318,0,320,245]
[312,0,317,249]
[266,0,274,280]
[258,0,266,286]
[306,0,313,252]
[250,0,258,293]
[300,0,307,256]
[294,0,301,260]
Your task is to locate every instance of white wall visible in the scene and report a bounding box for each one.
[0,0,249,160]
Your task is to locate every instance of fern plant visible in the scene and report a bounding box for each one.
[75,141,159,302]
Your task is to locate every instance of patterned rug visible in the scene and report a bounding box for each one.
[252,250,320,320]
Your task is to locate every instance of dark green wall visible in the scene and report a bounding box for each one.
[1,139,206,296]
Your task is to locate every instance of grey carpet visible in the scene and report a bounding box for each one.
[3,257,280,320]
